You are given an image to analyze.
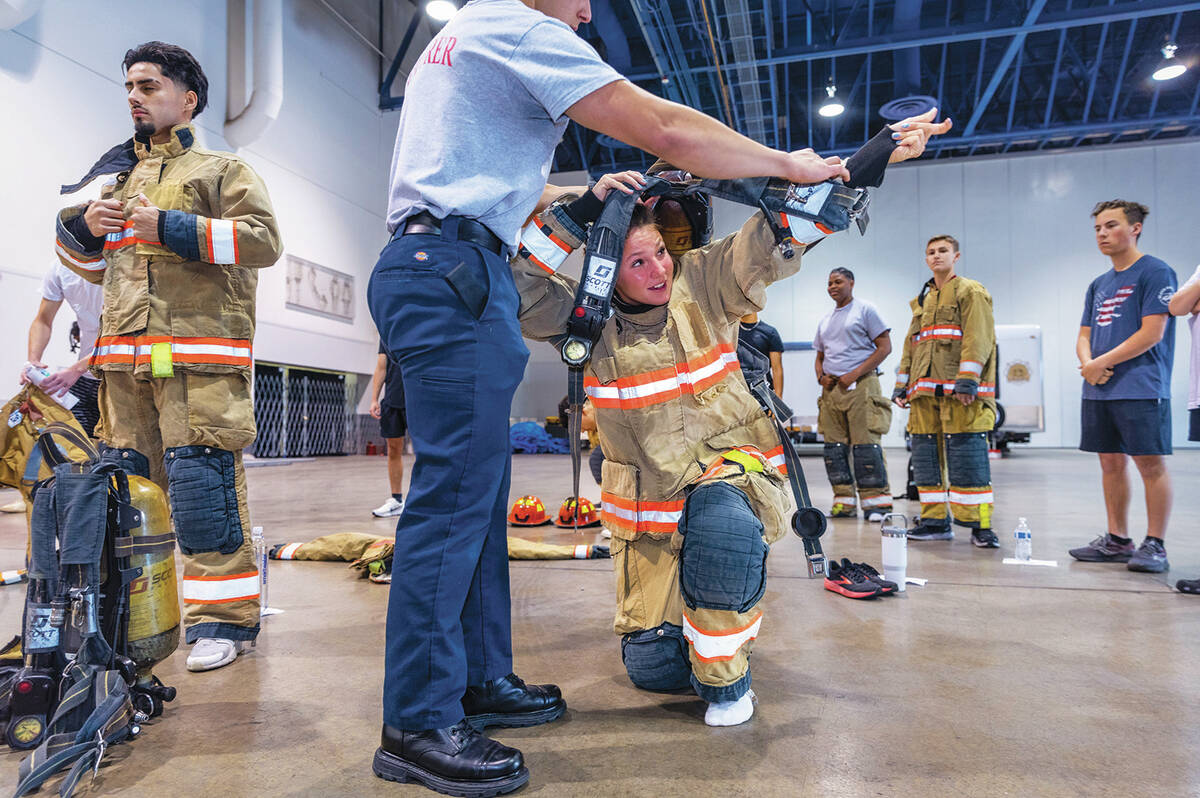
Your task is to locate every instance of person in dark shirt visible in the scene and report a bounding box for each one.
[738,313,785,397]
[1069,200,1176,574]
[371,341,407,517]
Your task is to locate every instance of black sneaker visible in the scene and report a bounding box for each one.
[843,559,897,594]
[971,529,1000,548]
[1068,534,1135,563]
[1127,537,1168,573]
[374,720,529,797]
[823,559,882,599]
[907,523,953,541]
[1176,577,1200,594]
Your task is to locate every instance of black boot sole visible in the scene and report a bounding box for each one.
[373,748,530,798]
[465,701,566,730]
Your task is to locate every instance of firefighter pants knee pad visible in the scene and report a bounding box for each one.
[823,442,852,487]
[852,444,887,490]
[98,445,152,480]
[910,434,941,487]
[621,623,691,692]
[678,483,767,613]
[946,432,990,486]
[165,445,244,556]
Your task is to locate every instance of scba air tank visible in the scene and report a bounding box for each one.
[123,475,180,715]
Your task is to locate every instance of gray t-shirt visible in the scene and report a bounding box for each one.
[385,0,623,251]
[814,298,890,375]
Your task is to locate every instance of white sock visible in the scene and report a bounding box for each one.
[704,689,756,727]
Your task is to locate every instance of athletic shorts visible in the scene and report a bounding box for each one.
[1189,407,1200,442]
[1079,398,1171,455]
[380,405,407,439]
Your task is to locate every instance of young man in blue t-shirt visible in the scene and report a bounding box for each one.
[1070,200,1177,573]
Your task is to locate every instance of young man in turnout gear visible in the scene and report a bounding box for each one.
[54,42,282,671]
[512,114,948,730]
[366,0,920,791]
[814,267,894,519]
[1069,200,1176,573]
[893,236,1000,548]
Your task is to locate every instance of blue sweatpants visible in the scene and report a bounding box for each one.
[368,221,529,731]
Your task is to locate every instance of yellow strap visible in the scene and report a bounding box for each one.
[721,449,763,473]
[150,342,174,378]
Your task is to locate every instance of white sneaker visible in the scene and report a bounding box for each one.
[372,496,405,517]
[704,689,756,727]
[186,638,245,672]
[867,511,886,522]
[600,527,612,539]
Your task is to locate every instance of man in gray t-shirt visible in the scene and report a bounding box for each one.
[814,267,894,518]
[367,2,946,791]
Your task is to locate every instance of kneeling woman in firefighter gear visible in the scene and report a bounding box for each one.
[513,174,809,727]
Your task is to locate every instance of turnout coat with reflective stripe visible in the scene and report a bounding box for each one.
[55,124,282,375]
[513,198,795,544]
[895,275,997,410]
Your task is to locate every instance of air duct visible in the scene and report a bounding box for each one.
[225,0,283,149]
[880,0,937,121]
[0,0,42,29]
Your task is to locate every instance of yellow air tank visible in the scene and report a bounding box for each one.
[123,475,180,715]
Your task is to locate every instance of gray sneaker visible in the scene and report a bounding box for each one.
[1127,537,1169,573]
[1068,534,1135,563]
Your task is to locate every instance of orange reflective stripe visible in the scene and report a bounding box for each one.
[584,345,740,411]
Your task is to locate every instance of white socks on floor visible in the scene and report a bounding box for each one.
[704,689,756,727]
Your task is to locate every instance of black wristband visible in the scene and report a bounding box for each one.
[844,126,900,189]
[63,207,105,251]
[157,211,167,246]
[562,190,604,228]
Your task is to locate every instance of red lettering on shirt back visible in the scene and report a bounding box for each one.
[425,35,457,67]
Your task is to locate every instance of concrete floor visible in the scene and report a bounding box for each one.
[1,448,1197,797]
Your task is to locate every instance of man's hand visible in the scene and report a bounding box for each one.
[888,109,954,164]
[836,373,858,390]
[953,390,975,406]
[18,360,46,386]
[818,374,837,390]
[129,194,161,243]
[784,148,850,184]
[591,171,646,202]
[1080,359,1114,386]
[40,363,87,396]
[891,385,909,409]
[370,399,382,419]
[83,199,125,237]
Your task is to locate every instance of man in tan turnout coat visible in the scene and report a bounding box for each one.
[54,42,282,670]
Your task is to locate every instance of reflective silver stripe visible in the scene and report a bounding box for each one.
[519,222,570,272]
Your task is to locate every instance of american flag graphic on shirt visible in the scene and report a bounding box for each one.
[1095,285,1135,327]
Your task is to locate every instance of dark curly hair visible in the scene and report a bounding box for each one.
[122,41,208,117]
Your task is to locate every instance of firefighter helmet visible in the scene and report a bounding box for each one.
[554,496,602,528]
[508,495,551,526]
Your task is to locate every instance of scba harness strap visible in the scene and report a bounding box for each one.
[561,173,868,557]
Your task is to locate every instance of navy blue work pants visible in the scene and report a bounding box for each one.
[368,222,529,731]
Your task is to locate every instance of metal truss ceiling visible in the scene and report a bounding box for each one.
[537,0,1200,175]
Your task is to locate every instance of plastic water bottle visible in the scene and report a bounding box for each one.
[1013,518,1032,562]
[880,513,909,592]
[251,526,268,613]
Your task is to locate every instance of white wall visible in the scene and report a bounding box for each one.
[730,139,1200,448]
[0,0,418,398]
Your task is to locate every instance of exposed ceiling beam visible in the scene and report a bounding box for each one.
[961,0,1048,137]
[624,0,1200,80]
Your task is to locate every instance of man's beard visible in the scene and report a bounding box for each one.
[133,118,156,137]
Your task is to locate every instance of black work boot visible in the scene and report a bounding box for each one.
[462,673,566,730]
[373,720,528,797]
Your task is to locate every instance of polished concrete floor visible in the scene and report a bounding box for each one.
[1,448,1197,797]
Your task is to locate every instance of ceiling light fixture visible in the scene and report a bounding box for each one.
[819,81,844,118]
[1152,42,1187,81]
[425,0,457,22]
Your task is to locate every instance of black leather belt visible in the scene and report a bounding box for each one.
[398,211,504,255]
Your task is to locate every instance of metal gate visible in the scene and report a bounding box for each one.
[250,363,366,457]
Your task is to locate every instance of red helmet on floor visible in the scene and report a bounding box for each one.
[554,496,601,528]
[508,495,551,526]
